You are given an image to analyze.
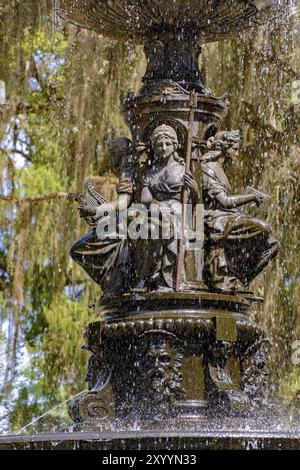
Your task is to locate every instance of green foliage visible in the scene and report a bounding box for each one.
[0,1,142,432]
[39,294,93,395]
[18,166,62,196]
[279,368,300,404]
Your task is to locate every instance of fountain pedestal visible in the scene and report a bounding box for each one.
[69,293,270,429]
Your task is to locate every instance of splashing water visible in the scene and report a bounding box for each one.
[15,390,87,435]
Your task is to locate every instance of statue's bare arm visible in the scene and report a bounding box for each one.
[216,192,264,209]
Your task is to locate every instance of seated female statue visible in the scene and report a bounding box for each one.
[202,130,280,290]
[70,137,135,298]
[141,124,200,291]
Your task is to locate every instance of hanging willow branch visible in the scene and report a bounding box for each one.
[243,102,300,141]
[0,192,70,203]
[243,102,283,139]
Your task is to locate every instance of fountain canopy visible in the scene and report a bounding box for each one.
[59,0,281,43]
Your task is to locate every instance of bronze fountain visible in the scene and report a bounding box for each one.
[2,0,300,452]
[57,0,285,430]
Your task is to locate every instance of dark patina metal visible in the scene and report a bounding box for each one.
[60,0,285,436]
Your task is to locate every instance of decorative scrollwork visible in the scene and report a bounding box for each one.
[68,387,115,425]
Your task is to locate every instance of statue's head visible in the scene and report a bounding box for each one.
[109,137,132,172]
[150,125,179,162]
[208,130,241,163]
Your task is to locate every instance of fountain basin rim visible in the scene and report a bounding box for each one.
[2,429,300,441]
[1,429,300,450]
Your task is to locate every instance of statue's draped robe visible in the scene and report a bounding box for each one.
[70,167,134,296]
[202,158,279,285]
[142,160,185,290]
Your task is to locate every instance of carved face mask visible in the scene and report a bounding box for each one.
[145,342,177,393]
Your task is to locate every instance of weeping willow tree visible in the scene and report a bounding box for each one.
[0,0,299,431]
[0,0,143,431]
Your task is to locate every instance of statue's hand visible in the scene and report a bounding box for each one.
[254,194,265,207]
[78,205,97,218]
[184,170,197,193]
